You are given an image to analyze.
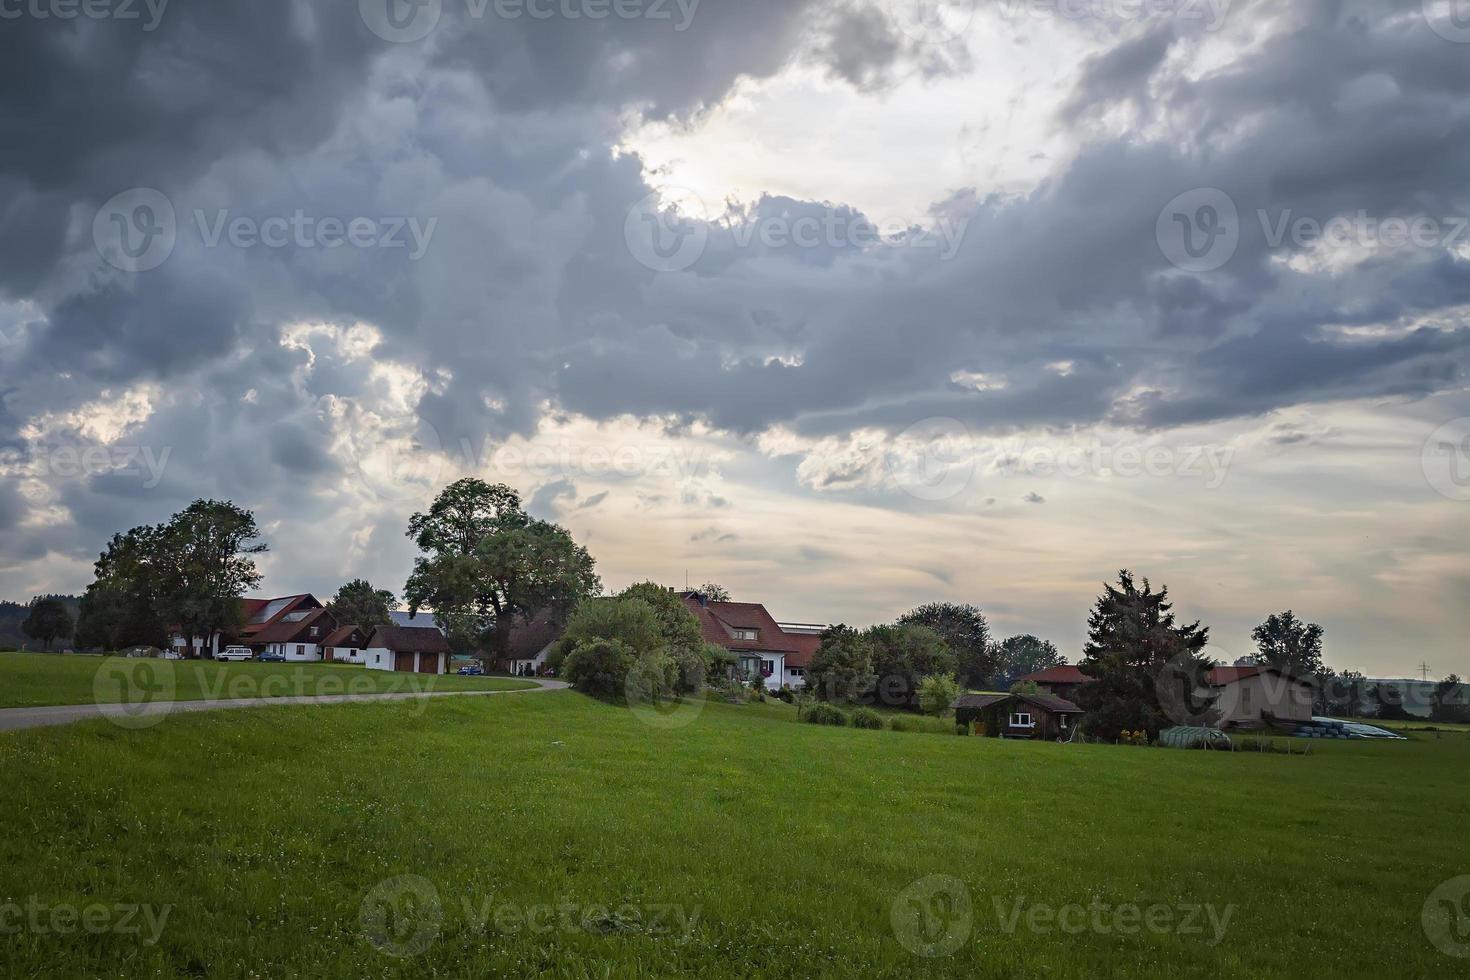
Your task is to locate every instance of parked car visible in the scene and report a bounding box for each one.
[259,651,287,663]
[159,650,184,661]
[218,646,254,662]
[458,664,484,676]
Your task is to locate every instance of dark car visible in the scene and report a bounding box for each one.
[457,664,484,676]
[259,651,287,663]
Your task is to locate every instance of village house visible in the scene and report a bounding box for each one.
[168,594,334,660]
[679,591,822,690]
[1019,664,1098,702]
[1208,663,1316,728]
[363,624,451,675]
[953,691,1084,739]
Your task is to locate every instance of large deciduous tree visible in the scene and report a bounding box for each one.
[1251,610,1326,678]
[994,634,1066,688]
[897,602,994,689]
[1431,674,1467,724]
[155,500,267,657]
[805,625,877,704]
[695,582,731,602]
[403,480,600,656]
[75,527,169,651]
[328,579,396,630]
[21,597,73,651]
[864,623,956,710]
[1074,570,1214,739]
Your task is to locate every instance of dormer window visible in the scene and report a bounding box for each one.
[734,629,757,641]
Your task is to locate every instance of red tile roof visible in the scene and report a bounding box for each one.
[1208,665,1318,688]
[322,625,368,649]
[1021,665,1096,686]
[251,606,334,645]
[679,593,813,657]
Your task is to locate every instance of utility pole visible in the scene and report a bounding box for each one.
[1418,661,1432,682]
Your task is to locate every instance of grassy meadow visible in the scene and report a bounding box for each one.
[0,688,1464,978]
[0,652,536,709]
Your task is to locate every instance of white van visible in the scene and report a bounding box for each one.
[218,646,254,662]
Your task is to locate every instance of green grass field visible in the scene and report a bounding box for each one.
[0,652,536,709]
[0,688,1464,978]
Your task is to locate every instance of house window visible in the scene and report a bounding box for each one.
[1243,687,1252,708]
[1059,714,1069,728]
[790,667,806,677]
[296,644,305,657]
[348,649,356,657]
[735,629,757,641]
[760,660,774,678]
[1010,712,1034,728]
[309,626,319,638]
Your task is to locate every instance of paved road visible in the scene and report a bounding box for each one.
[0,678,570,733]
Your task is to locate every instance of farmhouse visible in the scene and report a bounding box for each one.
[953,692,1084,739]
[363,624,451,675]
[679,591,821,690]
[168,593,334,659]
[1208,664,1316,728]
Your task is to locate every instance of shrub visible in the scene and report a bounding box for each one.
[918,673,961,717]
[773,685,796,703]
[850,707,883,729]
[887,715,920,733]
[803,703,847,726]
[562,638,635,697]
[955,723,969,736]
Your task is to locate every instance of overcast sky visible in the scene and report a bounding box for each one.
[2,0,1468,676]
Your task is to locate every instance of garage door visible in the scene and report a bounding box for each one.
[416,653,440,675]
[394,651,414,672]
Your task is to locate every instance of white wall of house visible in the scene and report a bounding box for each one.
[506,643,553,675]
[1218,673,1315,725]
[331,647,366,664]
[784,665,807,689]
[170,632,222,656]
[261,641,323,662]
[363,649,445,673]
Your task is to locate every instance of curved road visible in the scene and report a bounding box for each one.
[0,678,569,733]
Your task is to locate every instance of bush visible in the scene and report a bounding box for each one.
[562,638,635,697]
[803,703,847,726]
[918,673,961,717]
[887,715,921,733]
[850,707,883,729]
[773,685,796,703]
[955,723,969,736]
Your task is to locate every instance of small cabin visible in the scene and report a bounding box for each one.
[953,692,1084,740]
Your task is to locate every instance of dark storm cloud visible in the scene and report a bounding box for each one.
[2,0,1470,593]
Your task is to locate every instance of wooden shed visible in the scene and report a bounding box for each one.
[953,692,1084,740]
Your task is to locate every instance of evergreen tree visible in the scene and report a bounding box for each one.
[1075,570,1214,738]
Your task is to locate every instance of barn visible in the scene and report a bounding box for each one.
[953,692,1084,740]
[363,625,450,675]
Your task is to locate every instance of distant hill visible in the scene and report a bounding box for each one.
[0,595,81,651]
